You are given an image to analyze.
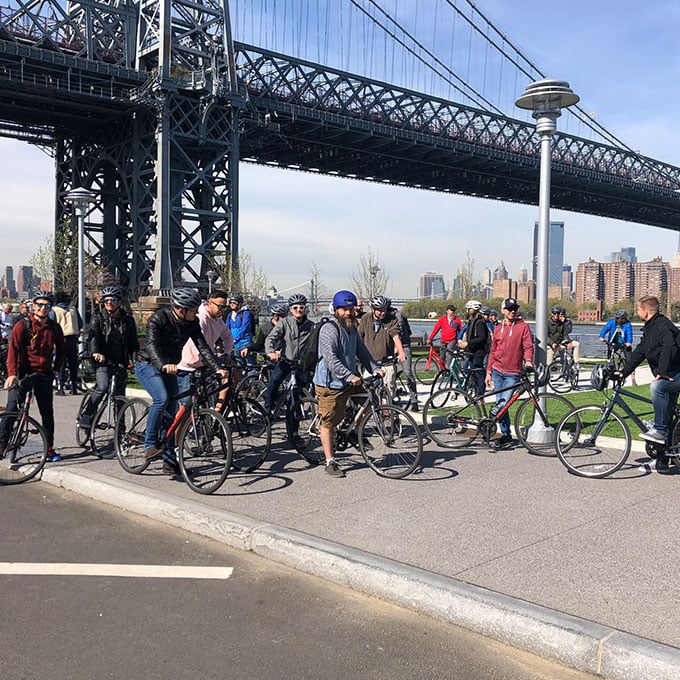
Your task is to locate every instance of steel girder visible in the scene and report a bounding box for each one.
[235,44,680,230]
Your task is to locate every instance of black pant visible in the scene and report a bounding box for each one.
[58,335,79,391]
[0,372,55,447]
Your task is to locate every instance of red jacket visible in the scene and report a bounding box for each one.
[487,319,533,376]
[428,314,462,344]
[7,315,66,377]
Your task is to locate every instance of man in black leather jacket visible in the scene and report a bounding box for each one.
[134,287,226,474]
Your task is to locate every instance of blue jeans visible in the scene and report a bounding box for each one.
[83,364,128,418]
[134,361,180,464]
[649,372,680,436]
[491,369,519,436]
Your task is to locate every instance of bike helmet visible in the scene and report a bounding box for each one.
[590,364,610,391]
[480,306,491,315]
[465,299,482,312]
[369,295,390,310]
[615,309,628,319]
[287,293,307,306]
[171,287,202,309]
[332,290,358,310]
[533,363,550,388]
[550,305,562,314]
[270,302,289,316]
[228,293,244,304]
[490,309,498,316]
[101,285,123,299]
[32,291,54,305]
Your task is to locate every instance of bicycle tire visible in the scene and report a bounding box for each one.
[114,398,151,474]
[228,398,272,472]
[556,406,630,478]
[75,390,94,447]
[237,375,267,401]
[548,359,572,394]
[91,396,127,459]
[0,413,48,485]
[429,370,451,400]
[423,388,483,448]
[414,355,440,385]
[289,396,324,464]
[178,408,233,494]
[357,404,423,478]
[514,393,573,457]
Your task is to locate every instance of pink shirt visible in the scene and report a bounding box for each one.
[178,302,234,369]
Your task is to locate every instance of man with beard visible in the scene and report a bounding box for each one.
[312,290,381,478]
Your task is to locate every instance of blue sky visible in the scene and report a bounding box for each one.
[1,0,679,298]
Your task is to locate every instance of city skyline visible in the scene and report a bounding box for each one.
[1,1,679,298]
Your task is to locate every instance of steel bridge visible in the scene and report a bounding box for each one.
[0,1,678,295]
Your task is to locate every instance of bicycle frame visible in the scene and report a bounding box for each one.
[426,345,447,372]
[592,384,655,442]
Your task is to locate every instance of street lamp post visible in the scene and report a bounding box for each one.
[369,265,380,298]
[516,79,579,443]
[64,187,96,351]
[206,270,217,296]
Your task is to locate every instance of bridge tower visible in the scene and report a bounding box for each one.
[57,0,241,295]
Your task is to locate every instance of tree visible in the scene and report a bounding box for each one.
[205,249,268,310]
[308,259,328,316]
[350,248,391,300]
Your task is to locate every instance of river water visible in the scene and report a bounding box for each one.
[408,321,638,359]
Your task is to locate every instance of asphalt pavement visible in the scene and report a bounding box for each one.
[11,364,680,679]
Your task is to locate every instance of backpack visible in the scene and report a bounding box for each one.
[301,317,339,372]
[22,316,58,345]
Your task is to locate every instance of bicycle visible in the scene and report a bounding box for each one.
[423,365,573,456]
[413,344,447,385]
[429,350,484,405]
[114,368,233,494]
[0,373,49,485]
[548,345,579,393]
[235,353,273,400]
[606,341,628,373]
[75,360,129,458]
[555,364,680,478]
[293,375,424,478]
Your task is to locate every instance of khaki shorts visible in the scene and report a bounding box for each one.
[314,383,363,428]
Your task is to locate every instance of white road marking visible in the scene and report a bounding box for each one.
[0,563,233,579]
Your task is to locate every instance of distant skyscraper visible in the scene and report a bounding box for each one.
[17,266,32,294]
[419,272,446,299]
[493,260,508,281]
[532,221,564,287]
[562,264,573,292]
[518,262,528,284]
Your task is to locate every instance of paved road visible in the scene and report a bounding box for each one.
[1,483,597,680]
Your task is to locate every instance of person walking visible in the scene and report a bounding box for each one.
[427,304,462,367]
[52,293,84,395]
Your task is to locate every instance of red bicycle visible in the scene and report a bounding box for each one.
[413,345,447,385]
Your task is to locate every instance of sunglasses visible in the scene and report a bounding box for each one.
[35,302,52,309]
[210,301,228,311]
[103,297,119,303]
[290,305,306,311]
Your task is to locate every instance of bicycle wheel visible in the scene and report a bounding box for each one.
[556,406,630,477]
[178,408,233,494]
[357,404,423,478]
[514,393,573,457]
[91,396,127,459]
[423,388,483,448]
[228,398,272,472]
[429,370,451,400]
[548,359,572,394]
[75,391,94,447]
[414,355,439,385]
[0,413,48,484]
[237,375,267,401]
[289,396,324,464]
[114,398,151,474]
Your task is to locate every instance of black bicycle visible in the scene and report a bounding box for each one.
[0,373,49,484]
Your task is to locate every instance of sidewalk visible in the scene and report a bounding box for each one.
[31,365,680,679]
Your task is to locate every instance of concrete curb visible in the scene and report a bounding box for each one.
[41,468,680,679]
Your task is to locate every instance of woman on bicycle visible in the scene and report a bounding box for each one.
[135,288,226,474]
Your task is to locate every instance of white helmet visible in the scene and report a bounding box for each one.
[465,299,482,312]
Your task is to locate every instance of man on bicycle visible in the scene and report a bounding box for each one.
[135,288,227,475]
[618,296,680,457]
[78,285,139,429]
[427,304,462,368]
[547,305,579,377]
[250,302,289,353]
[1,292,65,461]
[313,290,381,478]
[263,293,314,416]
[358,295,406,401]
[485,298,534,449]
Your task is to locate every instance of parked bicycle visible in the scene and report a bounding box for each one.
[114,368,233,494]
[606,341,628,373]
[413,344,447,385]
[429,349,484,405]
[0,373,48,484]
[293,375,423,478]
[548,345,579,393]
[423,365,573,456]
[555,364,680,478]
[75,360,130,458]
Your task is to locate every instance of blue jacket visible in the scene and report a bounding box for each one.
[226,307,254,351]
[599,318,633,345]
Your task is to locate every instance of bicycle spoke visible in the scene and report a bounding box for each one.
[0,414,48,485]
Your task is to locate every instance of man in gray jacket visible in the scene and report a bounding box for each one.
[263,293,314,415]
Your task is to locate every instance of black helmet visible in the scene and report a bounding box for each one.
[171,287,202,309]
[32,291,54,305]
[229,293,244,304]
[270,302,289,316]
[615,309,628,319]
[287,293,307,306]
[590,364,611,391]
[551,305,562,314]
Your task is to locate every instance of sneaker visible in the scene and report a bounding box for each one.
[655,456,671,473]
[161,461,180,475]
[144,446,164,460]
[640,428,666,445]
[325,459,345,478]
[493,434,513,449]
[46,447,61,462]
